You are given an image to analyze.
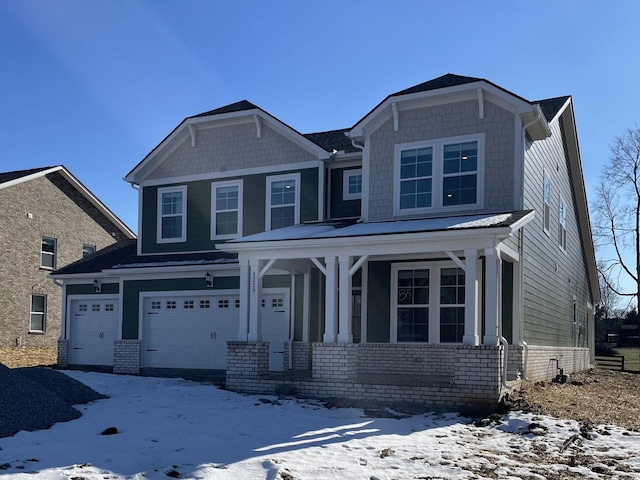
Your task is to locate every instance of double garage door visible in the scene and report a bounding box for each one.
[143,291,289,371]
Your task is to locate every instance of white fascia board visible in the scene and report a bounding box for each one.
[348,81,535,138]
[137,160,326,188]
[3,166,135,239]
[0,166,61,191]
[548,97,572,125]
[218,227,517,259]
[105,262,240,277]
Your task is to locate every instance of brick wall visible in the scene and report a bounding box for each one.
[113,340,141,374]
[516,345,591,382]
[57,339,69,367]
[0,173,124,348]
[283,341,311,370]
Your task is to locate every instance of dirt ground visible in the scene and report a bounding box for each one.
[1,347,638,432]
[0,346,57,368]
[504,368,640,431]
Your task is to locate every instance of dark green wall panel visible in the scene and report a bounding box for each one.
[367,261,390,342]
[67,283,119,295]
[329,167,361,219]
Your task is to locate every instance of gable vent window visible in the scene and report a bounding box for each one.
[157,186,186,243]
[40,237,57,269]
[82,244,96,258]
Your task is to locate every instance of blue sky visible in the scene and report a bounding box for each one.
[1,2,638,238]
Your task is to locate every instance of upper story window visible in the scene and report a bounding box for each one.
[266,173,300,230]
[343,169,363,200]
[558,196,567,251]
[82,244,96,258]
[394,134,483,215]
[543,173,551,234]
[211,180,243,240]
[30,294,46,332]
[157,186,186,243]
[40,237,56,269]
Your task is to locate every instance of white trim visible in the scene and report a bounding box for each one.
[393,133,485,216]
[156,185,187,243]
[266,172,301,231]
[211,179,243,240]
[137,160,324,188]
[342,169,363,200]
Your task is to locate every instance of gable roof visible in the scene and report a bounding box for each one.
[0,165,135,239]
[190,100,259,118]
[536,96,571,122]
[303,129,360,153]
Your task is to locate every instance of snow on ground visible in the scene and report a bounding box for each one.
[1,371,639,479]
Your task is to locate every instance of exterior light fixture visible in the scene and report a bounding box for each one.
[93,279,101,293]
[205,272,213,288]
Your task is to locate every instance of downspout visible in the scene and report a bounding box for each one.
[516,110,541,382]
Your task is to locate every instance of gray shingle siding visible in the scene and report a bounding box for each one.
[367,100,516,221]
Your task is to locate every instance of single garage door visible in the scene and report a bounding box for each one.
[143,294,240,369]
[69,299,118,366]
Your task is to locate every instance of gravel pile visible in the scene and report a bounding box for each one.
[0,364,107,438]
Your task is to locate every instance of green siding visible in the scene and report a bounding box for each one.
[67,283,119,295]
[294,274,304,340]
[309,268,322,342]
[501,261,514,344]
[141,167,320,253]
[329,167,361,219]
[367,261,391,342]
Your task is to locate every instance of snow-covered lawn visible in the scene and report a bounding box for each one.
[1,371,639,479]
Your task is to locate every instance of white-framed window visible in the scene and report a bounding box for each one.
[211,180,243,239]
[393,134,484,215]
[30,294,46,332]
[157,186,187,243]
[40,237,56,269]
[558,196,567,251]
[391,262,466,343]
[543,173,551,234]
[343,169,362,200]
[266,173,300,230]
[82,244,96,258]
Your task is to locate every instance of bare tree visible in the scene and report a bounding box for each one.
[593,126,640,309]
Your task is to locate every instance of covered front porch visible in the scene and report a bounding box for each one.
[218,211,535,406]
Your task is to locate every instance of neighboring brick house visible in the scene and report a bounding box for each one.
[53,74,599,408]
[0,166,135,353]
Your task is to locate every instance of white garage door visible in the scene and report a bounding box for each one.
[69,299,118,366]
[143,294,239,369]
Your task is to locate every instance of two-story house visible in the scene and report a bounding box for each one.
[53,74,598,407]
[0,166,135,361]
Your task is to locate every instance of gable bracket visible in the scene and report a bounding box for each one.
[349,255,369,276]
[254,114,262,139]
[391,102,399,132]
[477,88,484,120]
[446,251,467,271]
[310,257,326,276]
[188,124,197,147]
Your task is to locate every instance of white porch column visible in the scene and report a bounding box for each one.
[483,248,500,345]
[337,255,353,343]
[462,249,480,345]
[238,259,250,340]
[323,256,338,343]
[248,258,262,341]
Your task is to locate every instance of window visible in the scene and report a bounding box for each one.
[559,197,567,250]
[439,268,465,343]
[78,304,88,312]
[272,298,284,308]
[392,263,468,344]
[151,301,161,310]
[166,301,176,309]
[184,300,194,309]
[395,268,430,342]
[266,173,300,230]
[105,304,115,312]
[343,169,363,200]
[40,237,56,269]
[200,300,210,309]
[543,173,551,233]
[30,295,46,332]
[82,244,96,258]
[394,134,483,215]
[92,304,101,312]
[157,186,186,242]
[211,181,243,239]
[218,299,229,308]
